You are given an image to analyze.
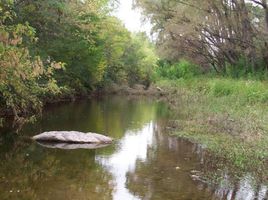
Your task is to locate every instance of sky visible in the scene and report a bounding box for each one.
[113,0,152,36]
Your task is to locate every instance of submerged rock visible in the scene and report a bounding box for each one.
[32,131,113,144]
[37,141,110,150]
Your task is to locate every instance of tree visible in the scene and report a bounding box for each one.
[135,0,268,75]
[0,1,62,125]
[0,0,159,127]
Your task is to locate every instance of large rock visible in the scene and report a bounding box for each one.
[32,131,113,144]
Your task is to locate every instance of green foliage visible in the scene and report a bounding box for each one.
[224,57,268,80]
[209,79,235,97]
[0,0,158,126]
[225,58,248,78]
[123,33,158,86]
[13,0,108,93]
[0,3,63,124]
[207,79,268,103]
[157,77,268,173]
[101,30,157,87]
[156,59,200,80]
[14,0,157,90]
[159,76,268,104]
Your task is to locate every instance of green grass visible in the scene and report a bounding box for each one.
[157,77,268,179]
[159,77,268,103]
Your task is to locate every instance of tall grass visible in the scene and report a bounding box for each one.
[156,68,268,176]
[154,59,268,180]
[158,77,268,104]
[155,59,268,104]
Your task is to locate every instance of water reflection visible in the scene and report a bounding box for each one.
[123,120,268,200]
[97,122,154,200]
[0,97,267,200]
[212,175,268,200]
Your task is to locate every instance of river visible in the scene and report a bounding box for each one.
[0,97,267,200]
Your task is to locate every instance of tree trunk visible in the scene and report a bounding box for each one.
[265,6,268,32]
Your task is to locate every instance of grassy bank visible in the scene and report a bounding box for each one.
[156,77,268,179]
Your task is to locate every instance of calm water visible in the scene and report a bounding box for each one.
[0,97,267,200]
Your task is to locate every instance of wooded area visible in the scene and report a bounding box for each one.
[1,0,268,127]
[135,0,268,75]
[0,0,157,125]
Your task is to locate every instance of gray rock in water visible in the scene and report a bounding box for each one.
[32,131,113,144]
[37,141,110,150]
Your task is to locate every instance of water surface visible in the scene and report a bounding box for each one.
[0,97,267,200]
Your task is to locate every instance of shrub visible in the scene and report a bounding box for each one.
[156,59,200,80]
[209,79,235,97]
[0,7,63,125]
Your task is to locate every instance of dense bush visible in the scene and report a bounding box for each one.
[0,3,63,124]
[156,59,200,80]
[225,57,268,80]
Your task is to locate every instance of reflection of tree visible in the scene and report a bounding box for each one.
[126,122,268,200]
[126,123,213,200]
[0,142,114,200]
[0,97,169,200]
[1,97,268,200]
[20,97,168,140]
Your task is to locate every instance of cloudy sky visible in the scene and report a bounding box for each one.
[113,0,152,35]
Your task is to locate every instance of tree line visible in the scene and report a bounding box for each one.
[0,0,157,126]
[135,0,268,77]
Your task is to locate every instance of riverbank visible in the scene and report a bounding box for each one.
[4,96,261,200]
[155,78,268,181]
[99,83,166,96]
[1,77,267,180]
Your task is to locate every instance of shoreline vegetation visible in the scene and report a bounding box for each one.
[2,78,268,182]
[0,0,157,126]
[100,77,268,182]
[157,78,268,180]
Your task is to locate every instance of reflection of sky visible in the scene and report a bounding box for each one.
[166,130,268,200]
[219,175,268,200]
[96,120,268,200]
[96,122,154,200]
